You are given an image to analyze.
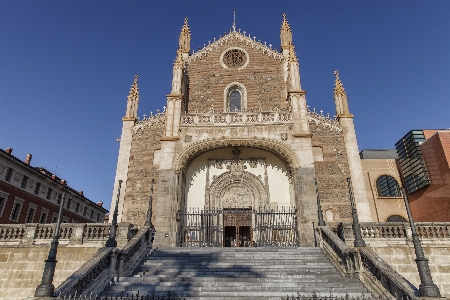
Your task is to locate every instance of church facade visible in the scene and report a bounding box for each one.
[110,15,374,247]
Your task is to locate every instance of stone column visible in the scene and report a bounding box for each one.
[290,90,309,136]
[110,118,135,223]
[340,115,373,221]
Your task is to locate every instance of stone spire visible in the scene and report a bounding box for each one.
[280,13,292,49]
[171,46,183,94]
[333,70,350,115]
[179,17,191,54]
[125,75,139,119]
[288,45,301,91]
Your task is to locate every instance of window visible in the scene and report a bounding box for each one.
[63,217,70,223]
[97,213,100,223]
[52,213,58,223]
[376,175,400,197]
[386,215,407,222]
[57,193,62,205]
[224,82,246,112]
[66,198,72,209]
[34,182,41,195]
[25,206,37,223]
[9,197,24,222]
[46,188,53,200]
[229,89,241,111]
[5,167,14,182]
[75,202,80,213]
[0,190,9,218]
[21,176,29,189]
[90,209,94,220]
[39,208,49,223]
[83,206,87,216]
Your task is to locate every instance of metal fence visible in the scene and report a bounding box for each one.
[177,206,298,247]
[53,291,184,300]
[282,293,386,300]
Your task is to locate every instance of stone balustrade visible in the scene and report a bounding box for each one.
[0,222,137,247]
[180,110,293,126]
[335,222,450,243]
[316,226,417,300]
[54,225,153,298]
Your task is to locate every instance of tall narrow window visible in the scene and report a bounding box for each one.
[229,90,241,111]
[10,202,23,222]
[46,188,53,200]
[21,176,29,189]
[5,168,13,182]
[34,182,41,195]
[25,208,36,223]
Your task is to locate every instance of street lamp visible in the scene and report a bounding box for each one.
[34,189,66,297]
[145,179,154,227]
[401,187,441,297]
[314,178,326,226]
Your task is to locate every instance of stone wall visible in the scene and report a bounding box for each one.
[187,33,287,113]
[310,118,352,222]
[370,241,450,298]
[0,245,100,300]
[122,114,165,226]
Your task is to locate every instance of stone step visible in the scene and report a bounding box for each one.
[100,247,371,299]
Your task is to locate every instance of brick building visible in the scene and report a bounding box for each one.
[0,148,108,224]
[396,129,450,221]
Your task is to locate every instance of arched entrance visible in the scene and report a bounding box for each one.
[176,143,299,247]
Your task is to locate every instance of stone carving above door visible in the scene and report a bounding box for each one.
[206,149,269,209]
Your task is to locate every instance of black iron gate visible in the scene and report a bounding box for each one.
[177,207,298,247]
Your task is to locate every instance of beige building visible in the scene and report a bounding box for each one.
[110,15,376,247]
[359,149,407,222]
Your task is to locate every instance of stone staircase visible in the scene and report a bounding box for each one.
[102,247,371,299]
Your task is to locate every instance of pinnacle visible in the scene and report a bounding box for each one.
[281,13,291,33]
[334,70,346,95]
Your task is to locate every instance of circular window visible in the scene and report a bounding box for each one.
[221,48,249,70]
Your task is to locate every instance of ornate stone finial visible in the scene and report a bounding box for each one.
[333,70,350,115]
[171,47,183,94]
[125,75,139,118]
[288,43,298,63]
[179,17,191,53]
[280,13,292,48]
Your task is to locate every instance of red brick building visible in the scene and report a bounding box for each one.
[396,130,450,221]
[0,148,108,224]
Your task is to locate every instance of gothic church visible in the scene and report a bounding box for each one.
[110,15,374,247]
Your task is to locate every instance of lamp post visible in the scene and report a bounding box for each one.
[314,178,326,226]
[106,180,122,248]
[145,179,154,227]
[401,187,441,297]
[346,178,366,247]
[34,189,66,297]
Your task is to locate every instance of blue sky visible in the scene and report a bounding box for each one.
[1,1,449,211]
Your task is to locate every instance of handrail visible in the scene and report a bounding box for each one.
[359,247,417,300]
[55,226,152,297]
[317,225,418,300]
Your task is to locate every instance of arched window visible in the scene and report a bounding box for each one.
[376,175,400,197]
[229,89,241,111]
[386,215,407,222]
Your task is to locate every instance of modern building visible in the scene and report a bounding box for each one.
[0,148,108,224]
[110,15,374,247]
[396,129,450,221]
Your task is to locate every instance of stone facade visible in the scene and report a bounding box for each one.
[111,15,374,247]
